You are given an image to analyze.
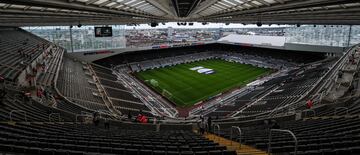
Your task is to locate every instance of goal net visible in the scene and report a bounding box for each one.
[162,89,173,99]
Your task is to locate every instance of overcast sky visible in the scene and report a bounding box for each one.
[124,22,292,29]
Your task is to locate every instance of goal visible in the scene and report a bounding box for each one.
[162,89,173,99]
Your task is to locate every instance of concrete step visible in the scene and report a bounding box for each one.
[205,133,268,155]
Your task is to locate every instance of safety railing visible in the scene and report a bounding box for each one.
[230,126,242,148]
[75,114,93,123]
[272,45,359,118]
[268,129,298,155]
[319,45,359,100]
[304,110,316,118]
[9,110,27,122]
[81,111,92,115]
[213,124,220,140]
[334,107,349,116]
[48,113,61,122]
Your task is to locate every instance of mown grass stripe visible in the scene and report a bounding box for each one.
[135,59,271,107]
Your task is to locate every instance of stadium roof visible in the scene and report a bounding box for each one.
[0,0,359,26]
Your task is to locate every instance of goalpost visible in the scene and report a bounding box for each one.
[148,79,173,99]
[162,89,173,99]
[148,79,185,105]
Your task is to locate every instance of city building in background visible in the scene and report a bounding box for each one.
[23,25,126,52]
[23,24,360,52]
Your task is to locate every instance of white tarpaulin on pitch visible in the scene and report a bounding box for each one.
[218,34,286,46]
[190,66,215,74]
[197,68,214,74]
[190,66,204,70]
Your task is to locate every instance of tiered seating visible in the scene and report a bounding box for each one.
[112,98,153,116]
[94,46,200,67]
[240,62,332,114]
[70,98,109,112]
[205,100,249,117]
[92,66,130,96]
[89,64,155,115]
[265,87,309,98]
[56,100,92,115]
[221,52,296,69]
[202,58,335,118]
[111,99,150,112]
[314,98,360,117]
[36,46,64,86]
[0,28,49,81]
[115,107,153,117]
[57,57,108,112]
[130,52,213,71]
[91,65,140,102]
[217,117,360,155]
[0,122,235,155]
[244,97,298,112]
[205,84,276,117]
[99,78,127,90]
[0,95,49,122]
[0,93,73,122]
[94,43,325,68]
[95,71,117,81]
[104,87,142,103]
[91,64,113,75]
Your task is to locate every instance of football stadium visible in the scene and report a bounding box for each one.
[0,0,360,155]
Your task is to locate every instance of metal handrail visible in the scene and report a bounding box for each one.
[213,124,220,134]
[304,110,316,118]
[230,126,242,148]
[213,124,220,140]
[76,114,93,123]
[81,111,92,115]
[320,46,359,99]
[275,45,358,117]
[9,110,27,122]
[48,113,60,122]
[96,110,112,119]
[334,107,349,116]
[268,129,298,155]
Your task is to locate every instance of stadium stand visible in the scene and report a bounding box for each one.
[241,61,332,113]
[88,64,154,116]
[103,86,141,103]
[0,89,74,122]
[2,0,360,154]
[36,46,64,87]
[56,57,109,112]
[0,122,238,155]
[107,46,327,119]
[0,26,360,155]
[0,28,50,82]
[55,100,92,115]
[94,44,325,68]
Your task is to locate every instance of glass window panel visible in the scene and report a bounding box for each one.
[284,25,351,47]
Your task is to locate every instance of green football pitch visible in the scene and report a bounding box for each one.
[135,59,271,107]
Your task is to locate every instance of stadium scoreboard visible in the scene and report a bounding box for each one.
[95,26,113,37]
